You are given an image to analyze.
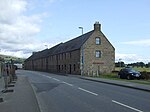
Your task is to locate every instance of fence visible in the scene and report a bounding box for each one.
[0,60,16,98]
[0,62,5,94]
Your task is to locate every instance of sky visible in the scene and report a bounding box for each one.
[0,0,150,64]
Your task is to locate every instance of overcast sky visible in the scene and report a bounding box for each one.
[0,0,150,63]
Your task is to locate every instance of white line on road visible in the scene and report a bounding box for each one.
[78,87,98,96]
[40,74,52,79]
[52,78,60,81]
[62,81,73,87]
[45,76,52,79]
[112,100,143,112]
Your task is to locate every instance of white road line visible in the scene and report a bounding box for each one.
[45,76,52,79]
[39,74,47,77]
[62,81,73,87]
[52,78,60,81]
[112,100,143,112]
[78,87,98,96]
[40,74,52,79]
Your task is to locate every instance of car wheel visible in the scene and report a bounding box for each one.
[127,75,131,80]
[137,77,140,80]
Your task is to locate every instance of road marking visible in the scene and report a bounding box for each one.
[78,87,98,96]
[112,100,143,112]
[52,78,60,81]
[62,81,73,87]
[45,76,52,79]
[39,74,47,77]
[40,74,52,79]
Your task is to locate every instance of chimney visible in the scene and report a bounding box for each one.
[32,52,37,55]
[94,21,101,31]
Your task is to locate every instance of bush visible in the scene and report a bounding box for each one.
[140,71,150,80]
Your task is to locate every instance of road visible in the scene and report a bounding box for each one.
[17,70,150,112]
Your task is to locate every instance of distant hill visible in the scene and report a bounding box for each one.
[0,54,26,64]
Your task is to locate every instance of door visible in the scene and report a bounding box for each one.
[69,64,71,74]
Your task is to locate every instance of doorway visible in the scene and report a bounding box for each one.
[69,64,71,74]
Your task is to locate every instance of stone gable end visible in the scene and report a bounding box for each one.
[82,29,115,75]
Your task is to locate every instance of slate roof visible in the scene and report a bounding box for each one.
[25,30,94,61]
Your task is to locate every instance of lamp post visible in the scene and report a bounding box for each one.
[45,45,48,49]
[79,27,83,35]
[79,27,84,76]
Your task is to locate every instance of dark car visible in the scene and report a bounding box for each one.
[118,68,141,80]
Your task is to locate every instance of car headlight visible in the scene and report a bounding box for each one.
[131,73,134,76]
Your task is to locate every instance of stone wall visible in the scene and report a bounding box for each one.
[82,30,115,75]
[25,49,81,75]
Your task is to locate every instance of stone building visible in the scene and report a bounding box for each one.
[24,22,115,75]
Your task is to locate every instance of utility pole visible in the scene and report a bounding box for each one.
[79,27,84,76]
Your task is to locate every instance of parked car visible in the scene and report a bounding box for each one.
[118,68,141,80]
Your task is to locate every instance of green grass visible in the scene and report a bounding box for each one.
[133,67,150,72]
[98,73,118,79]
[0,54,25,63]
[89,73,150,85]
[115,67,150,72]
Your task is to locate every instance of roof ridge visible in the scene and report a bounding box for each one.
[63,30,94,45]
[26,30,94,60]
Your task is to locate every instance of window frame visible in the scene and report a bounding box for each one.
[95,37,101,45]
[95,50,101,58]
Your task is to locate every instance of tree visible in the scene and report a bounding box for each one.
[145,62,150,68]
[115,61,125,67]
[139,62,145,68]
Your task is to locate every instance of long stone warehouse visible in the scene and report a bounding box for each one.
[24,22,115,75]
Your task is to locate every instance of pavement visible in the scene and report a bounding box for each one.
[0,77,5,96]
[0,75,40,112]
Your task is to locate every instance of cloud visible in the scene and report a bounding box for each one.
[0,49,30,58]
[0,0,47,58]
[116,53,150,63]
[123,39,150,46]
[0,0,27,24]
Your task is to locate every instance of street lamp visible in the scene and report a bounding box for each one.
[78,27,83,35]
[45,45,48,49]
[79,27,84,76]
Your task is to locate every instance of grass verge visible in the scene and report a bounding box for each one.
[89,73,150,85]
[115,67,150,72]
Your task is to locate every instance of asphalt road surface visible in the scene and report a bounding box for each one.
[17,70,150,112]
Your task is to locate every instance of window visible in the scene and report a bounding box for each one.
[96,37,101,45]
[96,50,101,58]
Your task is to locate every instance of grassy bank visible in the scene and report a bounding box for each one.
[115,67,150,72]
[90,73,150,85]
